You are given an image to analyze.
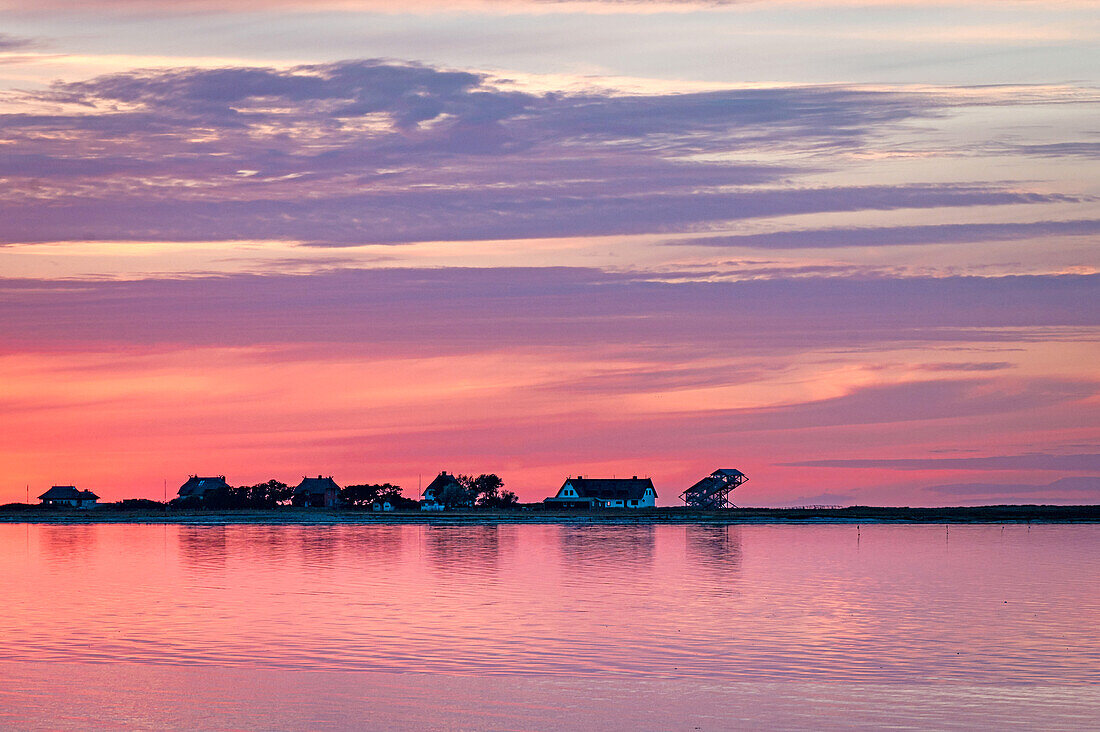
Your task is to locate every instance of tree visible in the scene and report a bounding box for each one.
[263,480,293,505]
[241,480,291,508]
[439,479,475,509]
[191,486,248,510]
[376,487,418,510]
[456,474,512,509]
[340,483,400,508]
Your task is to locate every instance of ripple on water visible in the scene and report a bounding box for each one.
[1,523,1098,683]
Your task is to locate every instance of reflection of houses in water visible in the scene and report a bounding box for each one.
[38,485,99,508]
[544,477,657,509]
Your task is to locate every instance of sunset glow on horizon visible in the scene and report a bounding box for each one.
[1,0,1097,507]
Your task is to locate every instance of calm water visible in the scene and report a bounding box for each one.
[1,523,1098,729]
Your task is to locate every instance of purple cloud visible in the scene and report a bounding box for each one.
[787,453,1100,471]
[0,269,1095,356]
[915,362,1014,372]
[1,184,1063,246]
[666,219,1100,250]
[706,378,1096,432]
[926,476,1100,496]
[0,34,37,51]
[1006,142,1100,158]
[0,59,1066,246]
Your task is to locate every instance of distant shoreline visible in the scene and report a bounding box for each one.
[1,505,1097,525]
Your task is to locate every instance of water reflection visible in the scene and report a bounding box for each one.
[37,524,98,564]
[558,525,655,567]
[339,525,405,565]
[294,526,338,570]
[178,526,226,569]
[0,524,1097,685]
[423,525,500,574]
[229,526,294,566]
[684,525,742,572]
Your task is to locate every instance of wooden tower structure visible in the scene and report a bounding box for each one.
[680,468,747,509]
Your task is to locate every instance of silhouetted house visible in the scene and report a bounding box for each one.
[177,475,230,501]
[292,476,340,508]
[544,476,657,509]
[38,485,99,508]
[373,499,394,512]
[420,471,465,511]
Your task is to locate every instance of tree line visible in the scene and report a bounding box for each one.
[434,474,518,509]
[168,474,515,510]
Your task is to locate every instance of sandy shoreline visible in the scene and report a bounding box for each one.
[1,505,1097,524]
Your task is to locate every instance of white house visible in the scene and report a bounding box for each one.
[38,486,99,508]
[420,471,464,510]
[543,476,657,509]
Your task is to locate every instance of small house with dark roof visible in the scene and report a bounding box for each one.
[544,476,657,509]
[292,476,340,508]
[420,471,465,510]
[177,475,230,500]
[38,485,99,508]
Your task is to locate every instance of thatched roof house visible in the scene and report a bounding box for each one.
[292,476,340,508]
[38,485,99,508]
[178,475,230,499]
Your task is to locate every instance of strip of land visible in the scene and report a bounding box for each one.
[0,505,1097,524]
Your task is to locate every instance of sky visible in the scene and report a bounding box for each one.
[0,0,1097,506]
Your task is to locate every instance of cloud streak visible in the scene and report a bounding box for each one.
[667,219,1100,250]
[926,476,1100,496]
[0,0,1086,16]
[0,268,1095,354]
[0,34,37,51]
[1,59,1071,246]
[787,453,1100,471]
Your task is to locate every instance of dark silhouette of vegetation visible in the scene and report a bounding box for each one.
[435,476,473,509]
[455,474,518,509]
[242,480,292,507]
[101,499,165,511]
[340,483,400,507]
[0,502,38,512]
[376,488,419,510]
[169,480,289,509]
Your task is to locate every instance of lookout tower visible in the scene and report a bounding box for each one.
[681,468,747,509]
